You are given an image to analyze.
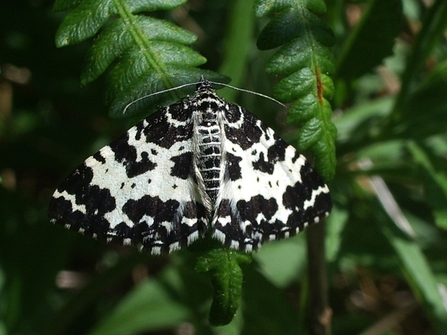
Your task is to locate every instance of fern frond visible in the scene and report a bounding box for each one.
[54,0,225,118]
[255,0,336,181]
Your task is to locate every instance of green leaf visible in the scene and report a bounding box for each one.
[254,236,307,288]
[195,249,252,326]
[407,142,447,230]
[379,213,447,332]
[88,266,189,335]
[255,0,336,182]
[336,0,403,80]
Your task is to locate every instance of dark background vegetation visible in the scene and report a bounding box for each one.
[1,0,447,334]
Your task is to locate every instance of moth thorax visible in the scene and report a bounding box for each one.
[196,109,222,203]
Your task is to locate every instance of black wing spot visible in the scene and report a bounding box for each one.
[93,152,106,164]
[171,152,193,179]
[253,152,274,174]
[110,134,157,178]
[225,153,242,181]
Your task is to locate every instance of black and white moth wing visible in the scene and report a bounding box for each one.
[212,103,331,252]
[48,102,207,255]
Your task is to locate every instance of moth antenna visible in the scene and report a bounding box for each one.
[123,81,199,114]
[206,80,287,109]
[123,77,286,114]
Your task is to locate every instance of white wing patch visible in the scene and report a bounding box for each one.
[48,80,331,254]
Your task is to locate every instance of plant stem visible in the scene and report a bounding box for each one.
[306,221,332,335]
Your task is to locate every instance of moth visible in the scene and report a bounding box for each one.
[48,79,331,254]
